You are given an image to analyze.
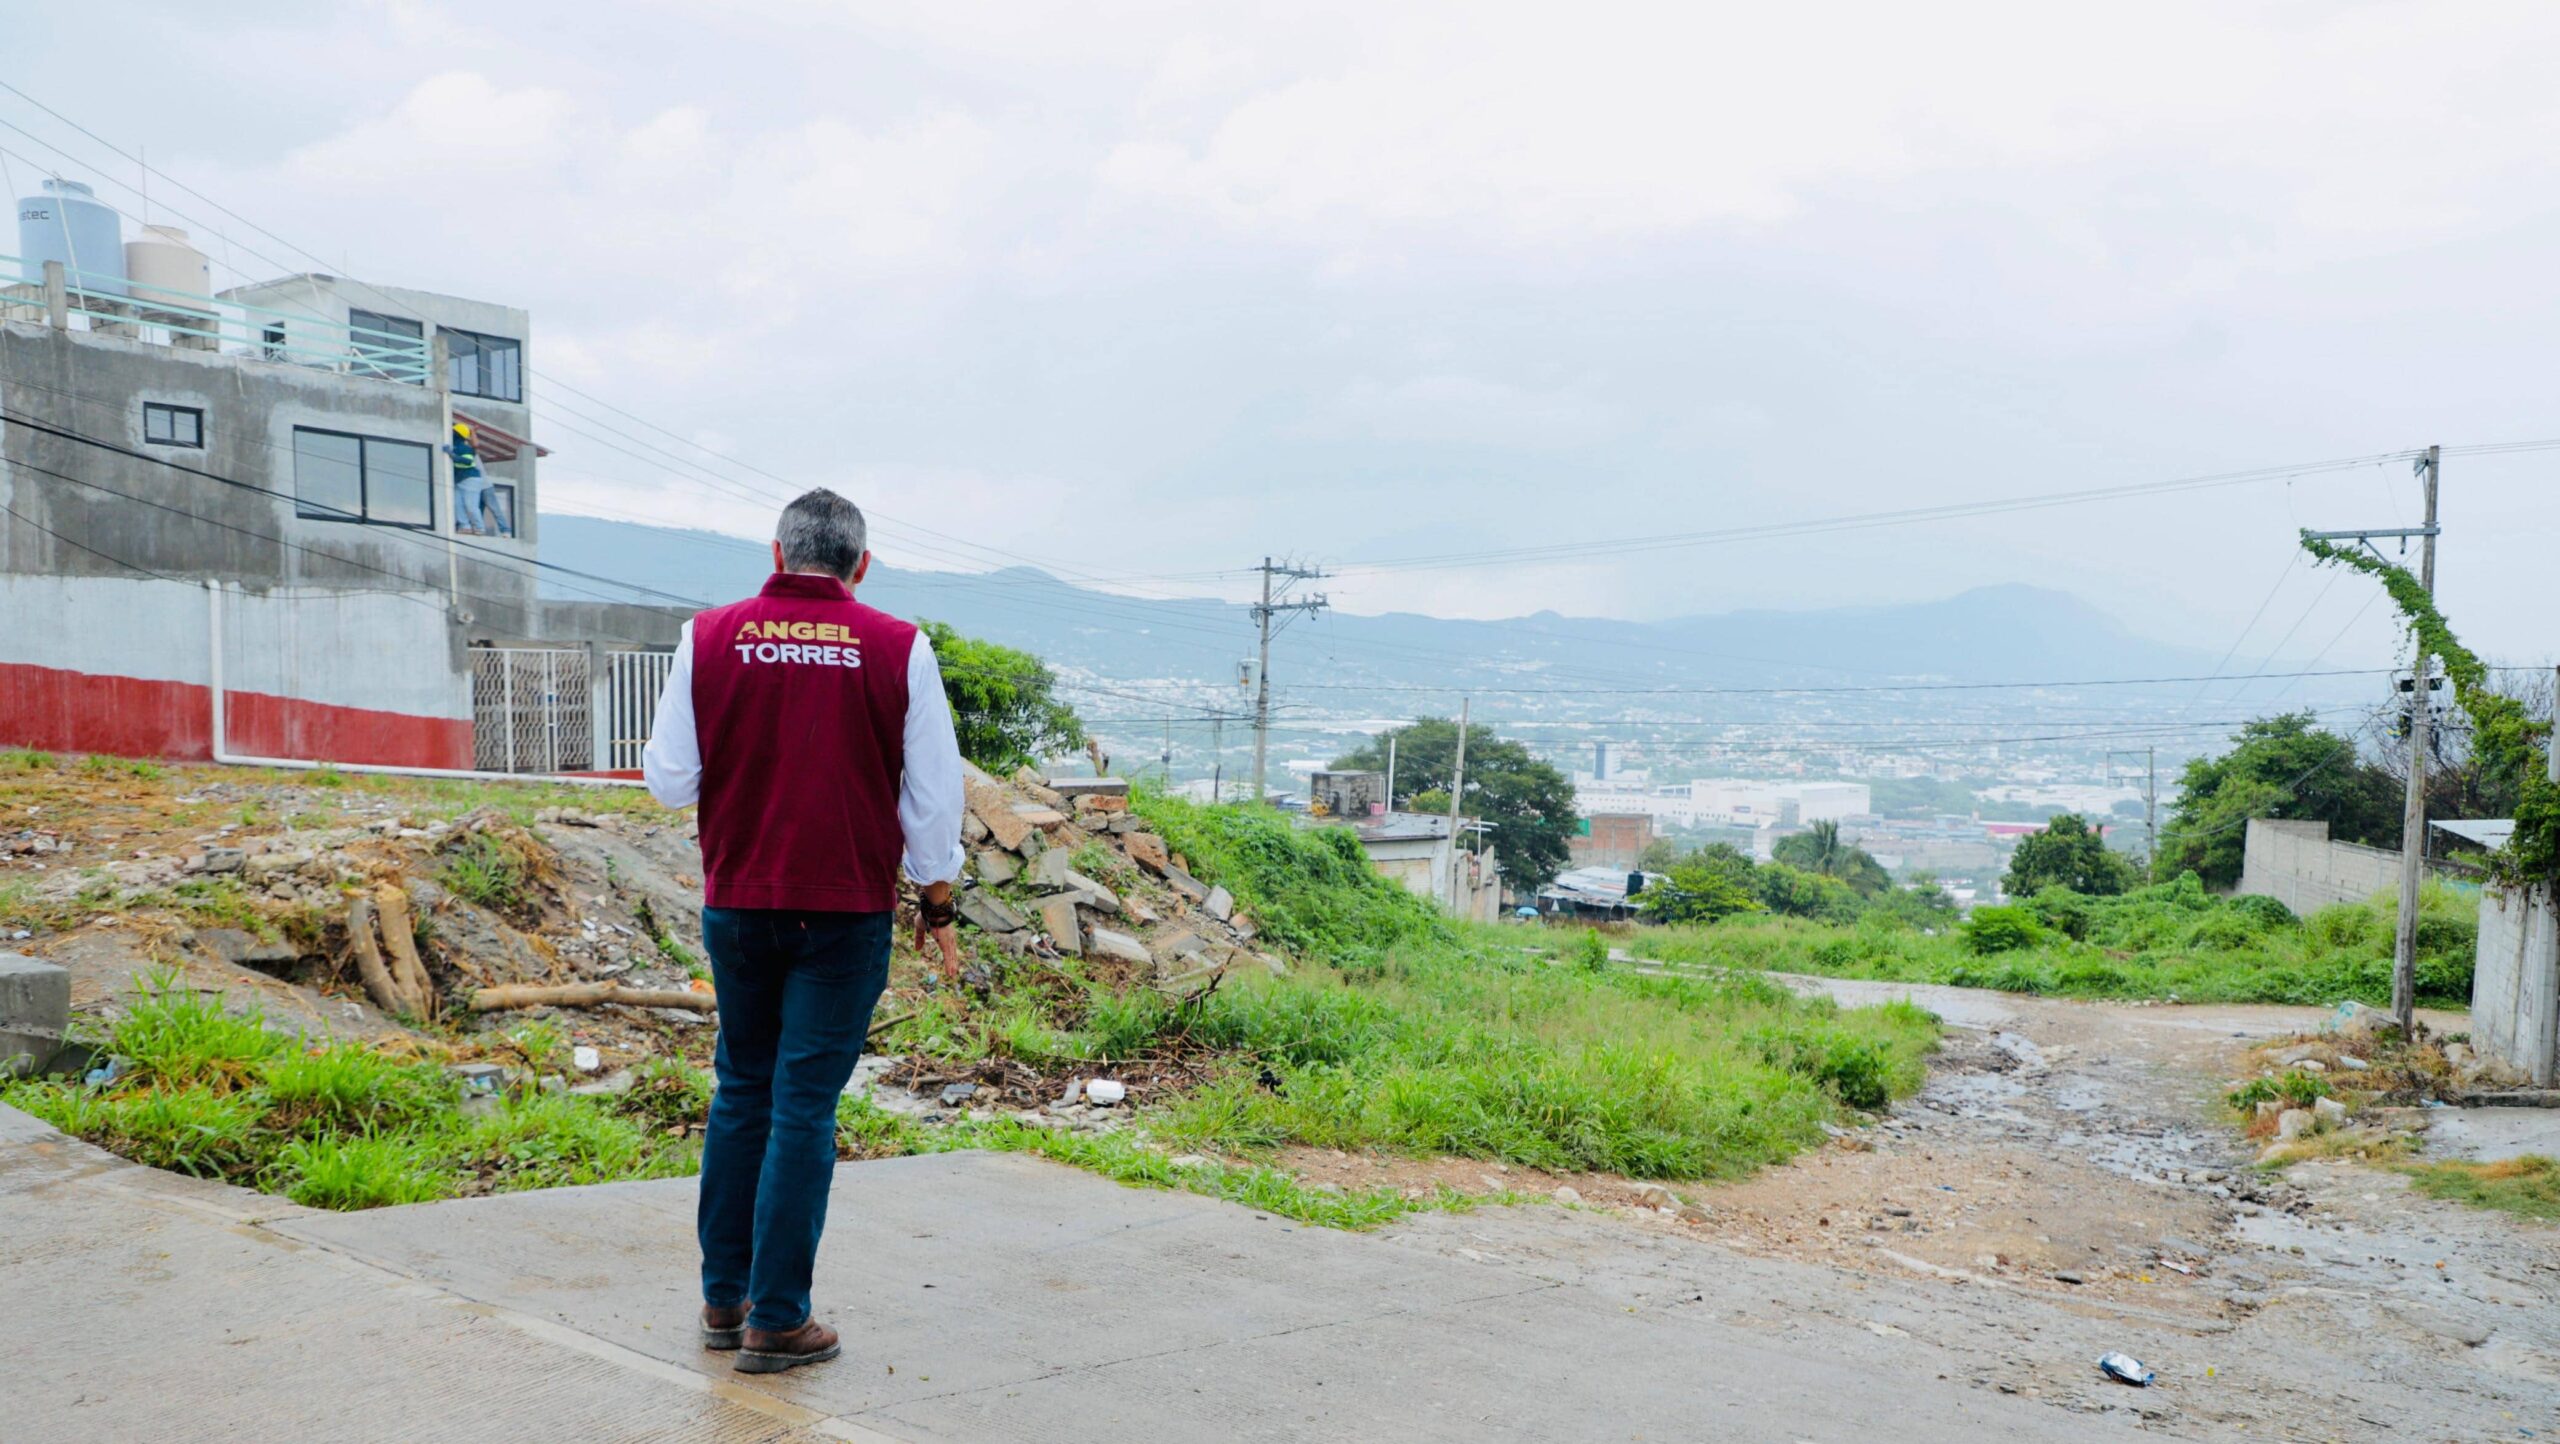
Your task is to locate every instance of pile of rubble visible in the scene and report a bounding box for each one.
[946,762,1283,984]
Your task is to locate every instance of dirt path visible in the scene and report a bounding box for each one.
[1384,976,2559,1439]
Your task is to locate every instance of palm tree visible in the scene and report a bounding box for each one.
[1804,819,1847,877]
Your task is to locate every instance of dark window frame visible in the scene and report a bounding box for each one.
[443,326,524,402]
[346,308,425,383]
[292,425,435,531]
[143,402,204,449]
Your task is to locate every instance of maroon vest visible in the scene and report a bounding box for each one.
[690,572,918,912]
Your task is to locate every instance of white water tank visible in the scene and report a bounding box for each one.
[16,178,125,295]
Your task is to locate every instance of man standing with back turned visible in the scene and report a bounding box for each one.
[643,488,965,1375]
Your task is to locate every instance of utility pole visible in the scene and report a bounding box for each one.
[1445,698,1470,914]
[2110,747,2160,868]
[2308,444,2440,1035]
[1385,734,1398,811]
[1248,556,1328,806]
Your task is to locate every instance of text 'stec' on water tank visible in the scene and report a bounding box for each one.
[16,178,126,295]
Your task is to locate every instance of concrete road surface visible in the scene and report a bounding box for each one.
[0,1104,2147,1443]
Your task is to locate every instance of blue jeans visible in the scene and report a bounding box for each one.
[698,907,891,1332]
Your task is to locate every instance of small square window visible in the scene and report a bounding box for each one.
[143,403,203,448]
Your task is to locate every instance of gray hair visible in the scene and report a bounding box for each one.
[775,488,868,580]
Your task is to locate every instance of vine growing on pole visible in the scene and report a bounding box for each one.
[2299,532,2556,887]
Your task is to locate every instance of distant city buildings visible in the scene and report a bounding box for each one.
[1568,776,1873,830]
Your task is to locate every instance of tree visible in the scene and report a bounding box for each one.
[2153,713,2401,887]
[1636,836,1684,874]
[1642,859,1764,924]
[2003,813,2136,898]
[919,621,1085,774]
[1752,862,1863,922]
[1334,717,1578,891]
[1770,820,1891,896]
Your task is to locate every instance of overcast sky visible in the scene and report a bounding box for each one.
[14,2,2557,665]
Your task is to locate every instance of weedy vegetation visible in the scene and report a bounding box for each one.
[1631,873,2479,1008]
[2399,1155,2560,1222]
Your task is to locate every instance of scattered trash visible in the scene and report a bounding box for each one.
[572,1045,603,1074]
[448,1061,505,1095]
[2053,1270,2086,1285]
[1083,1078,1127,1107]
[2097,1352,2155,1387]
[686,978,714,994]
[1056,1078,1084,1106]
[940,1081,979,1107]
[83,1056,122,1088]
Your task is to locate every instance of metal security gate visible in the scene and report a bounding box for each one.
[604,650,676,770]
[471,647,593,773]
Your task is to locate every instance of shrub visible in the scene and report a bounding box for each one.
[1960,906,2043,955]
[1571,929,1612,972]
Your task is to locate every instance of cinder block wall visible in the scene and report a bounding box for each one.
[2472,884,2559,1086]
[2238,819,2412,913]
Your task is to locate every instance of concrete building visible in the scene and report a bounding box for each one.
[2,237,678,771]
[1327,811,1504,922]
[1567,777,1872,831]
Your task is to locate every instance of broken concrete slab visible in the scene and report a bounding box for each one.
[1163,869,1210,904]
[1050,776,1131,799]
[957,890,1030,935]
[1154,928,1208,961]
[1086,927,1152,967]
[1037,894,1084,956]
[1015,807,1070,829]
[1064,871,1121,914]
[1203,885,1235,921]
[0,954,69,1077]
[1124,832,1171,874]
[968,782,1035,851]
[1029,847,1075,889]
[974,848,1021,886]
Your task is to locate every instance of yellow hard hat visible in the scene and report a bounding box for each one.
[454,422,473,438]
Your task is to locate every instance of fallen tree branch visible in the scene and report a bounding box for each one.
[468,981,717,1014]
[344,896,407,1017]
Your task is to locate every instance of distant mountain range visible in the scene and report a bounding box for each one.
[536,514,2322,724]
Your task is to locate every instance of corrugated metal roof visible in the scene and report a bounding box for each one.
[2431,818,2516,848]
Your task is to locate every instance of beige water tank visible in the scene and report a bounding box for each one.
[125,225,214,346]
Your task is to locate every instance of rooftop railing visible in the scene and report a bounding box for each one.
[1,255,433,385]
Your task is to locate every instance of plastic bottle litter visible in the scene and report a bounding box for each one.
[1084,1079,1127,1107]
[2097,1352,2155,1387]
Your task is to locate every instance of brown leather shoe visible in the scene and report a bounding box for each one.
[735,1318,841,1374]
[700,1302,749,1351]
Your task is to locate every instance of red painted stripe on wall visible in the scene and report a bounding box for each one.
[0,661,471,770]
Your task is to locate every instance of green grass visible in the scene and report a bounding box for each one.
[0,977,700,1209]
[1629,874,2480,1008]
[879,797,1941,1182]
[79,754,164,780]
[3,748,52,771]
[440,831,532,915]
[2400,1155,2560,1222]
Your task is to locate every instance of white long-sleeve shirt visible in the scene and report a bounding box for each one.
[641,616,967,886]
